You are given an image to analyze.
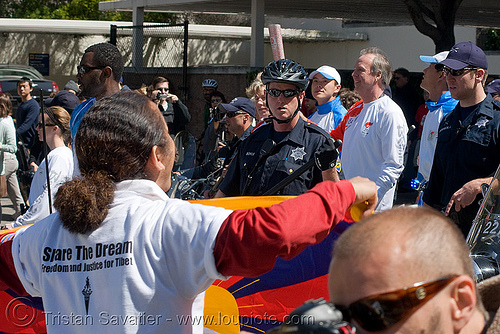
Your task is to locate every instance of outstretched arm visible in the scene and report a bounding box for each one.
[214,177,376,277]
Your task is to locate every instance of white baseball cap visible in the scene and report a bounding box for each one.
[308,65,341,85]
[419,51,449,64]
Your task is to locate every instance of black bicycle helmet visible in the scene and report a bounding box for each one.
[262,59,309,91]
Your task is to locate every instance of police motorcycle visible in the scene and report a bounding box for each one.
[467,164,500,282]
[267,299,356,334]
[168,104,229,200]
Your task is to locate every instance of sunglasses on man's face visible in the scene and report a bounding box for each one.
[211,98,222,103]
[77,65,105,75]
[443,67,477,77]
[434,63,444,71]
[225,111,246,118]
[267,88,300,98]
[335,275,459,332]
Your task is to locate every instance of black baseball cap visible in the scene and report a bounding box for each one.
[219,97,256,118]
[440,41,488,70]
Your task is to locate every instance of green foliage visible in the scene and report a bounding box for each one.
[54,0,123,20]
[485,29,500,51]
[0,0,176,23]
[10,0,64,19]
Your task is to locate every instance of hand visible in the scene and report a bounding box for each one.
[217,141,226,151]
[348,177,377,218]
[30,162,38,173]
[445,177,492,215]
[167,94,179,103]
[315,139,341,171]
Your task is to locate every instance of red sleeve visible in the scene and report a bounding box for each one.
[0,238,27,295]
[330,100,363,143]
[329,116,346,142]
[214,180,355,277]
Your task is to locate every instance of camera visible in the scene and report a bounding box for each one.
[156,91,169,101]
[267,299,356,334]
[210,105,226,122]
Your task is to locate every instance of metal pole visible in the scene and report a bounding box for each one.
[39,90,52,214]
[110,24,117,45]
[182,20,189,102]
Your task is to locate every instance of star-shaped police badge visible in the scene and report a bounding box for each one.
[475,116,489,128]
[290,147,306,161]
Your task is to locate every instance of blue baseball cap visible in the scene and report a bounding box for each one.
[219,97,256,118]
[439,41,488,70]
[486,79,500,94]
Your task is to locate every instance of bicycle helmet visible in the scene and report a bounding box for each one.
[202,79,218,89]
[261,59,309,91]
[262,59,308,124]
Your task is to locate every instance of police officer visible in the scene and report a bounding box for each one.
[424,41,500,236]
[215,59,338,197]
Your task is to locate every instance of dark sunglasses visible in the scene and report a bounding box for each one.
[443,67,477,77]
[434,63,444,71]
[226,111,246,118]
[211,98,222,103]
[267,88,300,98]
[77,65,106,75]
[37,122,55,128]
[335,275,459,332]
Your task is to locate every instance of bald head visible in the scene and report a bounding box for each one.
[331,206,473,280]
[328,207,485,334]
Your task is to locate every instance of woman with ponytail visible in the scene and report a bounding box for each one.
[9,106,73,228]
[1,91,376,333]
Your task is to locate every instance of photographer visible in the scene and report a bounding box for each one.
[180,97,255,198]
[202,91,228,161]
[150,76,190,136]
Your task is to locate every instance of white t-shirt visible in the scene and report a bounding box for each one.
[12,179,232,333]
[418,107,444,181]
[307,96,346,133]
[340,95,408,211]
[13,146,74,227]
[308,110,337,133]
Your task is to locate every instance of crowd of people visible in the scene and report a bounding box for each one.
[0,39,499,334]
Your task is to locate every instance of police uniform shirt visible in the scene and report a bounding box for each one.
[424,95,500,230]
[219,118,331,196]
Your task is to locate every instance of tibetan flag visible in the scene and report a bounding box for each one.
[1,226,46,334]
[192,196,354,333]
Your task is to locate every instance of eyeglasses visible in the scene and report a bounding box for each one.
[37,122,55,128]
[226,111,246,118]
[157,87,169,92]
[267,88,300,98]
[211,98,222,103]
[77,65,106,75]
[443,67,477,77]
[434,63,445,71]
[335,275,459,332]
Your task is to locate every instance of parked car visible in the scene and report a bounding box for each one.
[0,65,59,109]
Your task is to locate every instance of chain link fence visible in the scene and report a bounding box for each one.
[110,21,188,100]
